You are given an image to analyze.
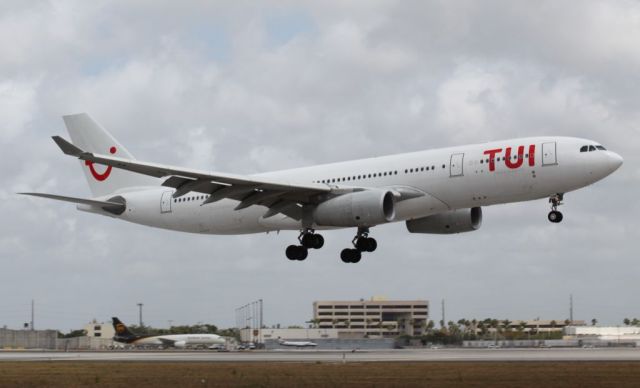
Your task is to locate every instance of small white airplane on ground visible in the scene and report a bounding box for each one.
[111,317,225,348]
[22,113,623,263]
[277,338,318,348]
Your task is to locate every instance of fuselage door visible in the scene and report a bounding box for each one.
[450,153,464,177]
[542,142,557,166]
[160,191,173,214]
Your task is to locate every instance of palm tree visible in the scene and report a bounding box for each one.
[426,320,435,334]
[591,318,597,326]
[623,318,631,326]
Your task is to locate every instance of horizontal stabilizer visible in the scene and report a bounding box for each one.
[19,192,126,215]
[52,136,84,157]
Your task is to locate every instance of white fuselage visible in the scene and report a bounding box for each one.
[131,334,225,348]
[80,136,622,234]
[279,340,318,347]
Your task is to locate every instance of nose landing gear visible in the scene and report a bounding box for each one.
[548,193,564,223]
[285,230,324,261]
[341,227,377,263]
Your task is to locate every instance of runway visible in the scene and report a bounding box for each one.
[1,348,639,362]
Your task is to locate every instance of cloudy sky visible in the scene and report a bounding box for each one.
[1,1,638,332]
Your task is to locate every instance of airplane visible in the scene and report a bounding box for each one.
[111,317,225,348]
[21,113,623,263]
[277,338,318,348]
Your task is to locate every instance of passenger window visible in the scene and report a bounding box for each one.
[589,145,596,152]
[580,146,588,152]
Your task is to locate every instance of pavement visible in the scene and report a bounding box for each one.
[1,348,639,362]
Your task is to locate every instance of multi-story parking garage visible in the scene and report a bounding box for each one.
[313,297,429,338]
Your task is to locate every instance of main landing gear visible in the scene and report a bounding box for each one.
[286,230,324,261]
[548,193,564,223]
[341,227,377,264]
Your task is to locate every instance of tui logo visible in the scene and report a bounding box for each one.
[86,146,116,181]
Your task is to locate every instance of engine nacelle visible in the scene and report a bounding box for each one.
[173,341,186,348]
[313,190,396,227]
[406,207,482,234]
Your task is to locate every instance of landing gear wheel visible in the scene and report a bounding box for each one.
[286,245,298,260]
[286,245,308,261]
[365,238,377,252]
[300,231,324,249]
[340,248,361,263]
[548,210,563,223]
[355,237,377,252]
[313,234,324,249]
[548,194,564,223]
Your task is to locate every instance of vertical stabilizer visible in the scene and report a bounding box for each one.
[63,113,158,197]
[112,317,139,343]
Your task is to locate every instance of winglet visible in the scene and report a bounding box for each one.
[52,135,84,157]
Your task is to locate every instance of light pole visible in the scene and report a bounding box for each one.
[137,303,144,327]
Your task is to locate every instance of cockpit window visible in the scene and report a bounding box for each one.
[589,145,596,152]
[580,145,588,152]
[596,145,606,150]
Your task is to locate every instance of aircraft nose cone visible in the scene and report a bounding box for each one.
[608,152,623,172]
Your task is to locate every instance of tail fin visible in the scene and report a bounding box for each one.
[112,317,138,342]
[63,113,158,197]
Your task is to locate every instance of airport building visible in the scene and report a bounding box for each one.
[84,320,116,339]
[313,297,429,338]
[239,327,339,343]
[564,326,640,343]
[476,319,586,334]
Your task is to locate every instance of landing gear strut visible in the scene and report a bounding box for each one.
[548,193,564,223]
[341,227,377,263]
[286,229,324,261]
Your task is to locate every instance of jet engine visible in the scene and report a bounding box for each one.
[173,341,187,348]
[313,190,396,227]
[406,207,482,234]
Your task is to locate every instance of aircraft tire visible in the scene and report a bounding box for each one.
[340,248,361,263]
[365,238,377,252]
[548,210,563,223]
[286,245,299,260]
[340,249,352,263]
[351,249,362,263]
[313,234,324,249]
[296,246,308,261]
[301,234,316,248]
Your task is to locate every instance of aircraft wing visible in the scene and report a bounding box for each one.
[156,337,177,346]
[52,136,334,220]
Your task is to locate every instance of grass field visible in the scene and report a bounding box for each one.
[0,361,639,387]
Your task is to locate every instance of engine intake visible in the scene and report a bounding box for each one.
[313,190,395,227]
[406,207,482,234]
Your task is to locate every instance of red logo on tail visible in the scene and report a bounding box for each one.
[86,146,116,181]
